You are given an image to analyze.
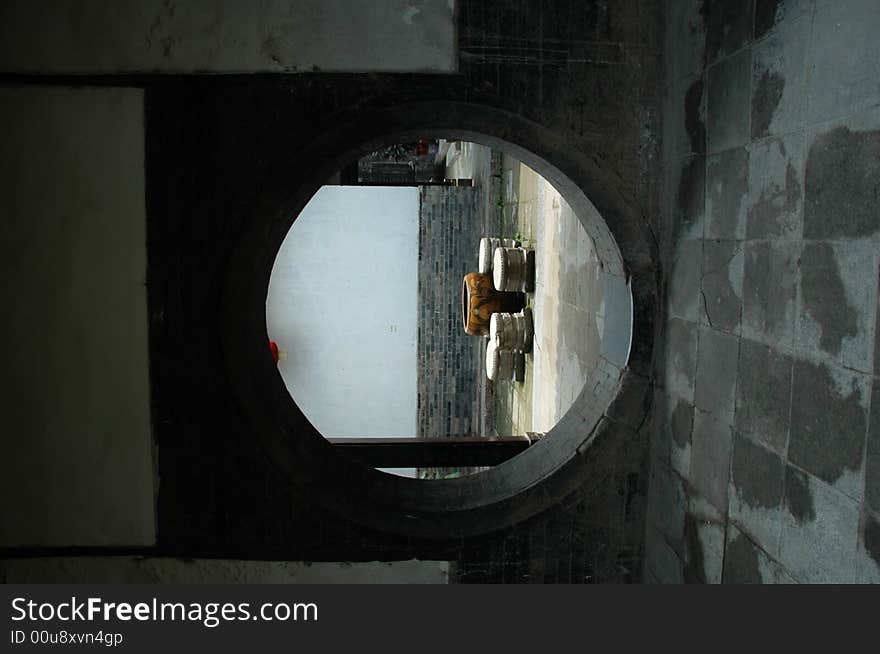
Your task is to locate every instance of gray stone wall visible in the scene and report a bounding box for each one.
[647,0,880,584]
[417,186,484,438]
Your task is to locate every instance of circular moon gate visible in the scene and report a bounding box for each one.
[221,100,656,540]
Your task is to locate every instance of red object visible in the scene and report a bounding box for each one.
[269,340,279,364]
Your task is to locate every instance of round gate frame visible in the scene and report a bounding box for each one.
[221,100,657,540]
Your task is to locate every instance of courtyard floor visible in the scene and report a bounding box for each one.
[446,145,607,438]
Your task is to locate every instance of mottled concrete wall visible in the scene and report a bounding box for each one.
[0,87,154,548]
[0,0,457,74]
[648,0,880,583]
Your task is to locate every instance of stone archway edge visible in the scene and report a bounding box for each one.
[220,99,657,539]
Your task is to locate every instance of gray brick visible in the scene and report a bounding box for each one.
[734,339,792,453]
[694,326,740,424]
[708,50,751,153]
[690,409,733,513]
[788,359,869,500]
[417,186,483,438]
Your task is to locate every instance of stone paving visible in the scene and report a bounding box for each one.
[493,156,606,436]
[446,143,600,437]
[647,0,880,583]
[448,143,628,442]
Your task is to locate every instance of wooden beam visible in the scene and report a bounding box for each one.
[328,436,533,468]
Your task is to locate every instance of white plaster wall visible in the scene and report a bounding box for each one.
[0,0,457,74]
[0,558,449,584]
[266,186,419,442]
[0,86,155,548]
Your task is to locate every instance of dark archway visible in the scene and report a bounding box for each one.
[220,100,657,540]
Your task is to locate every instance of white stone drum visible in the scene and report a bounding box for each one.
[489,308,534,353]
[492,246,536,293]
[485,340,526,382]
[478,237,520,274]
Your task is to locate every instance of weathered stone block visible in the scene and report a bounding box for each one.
[734,338,792,453]
[689,408,733,513]
[708,50,751,153]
